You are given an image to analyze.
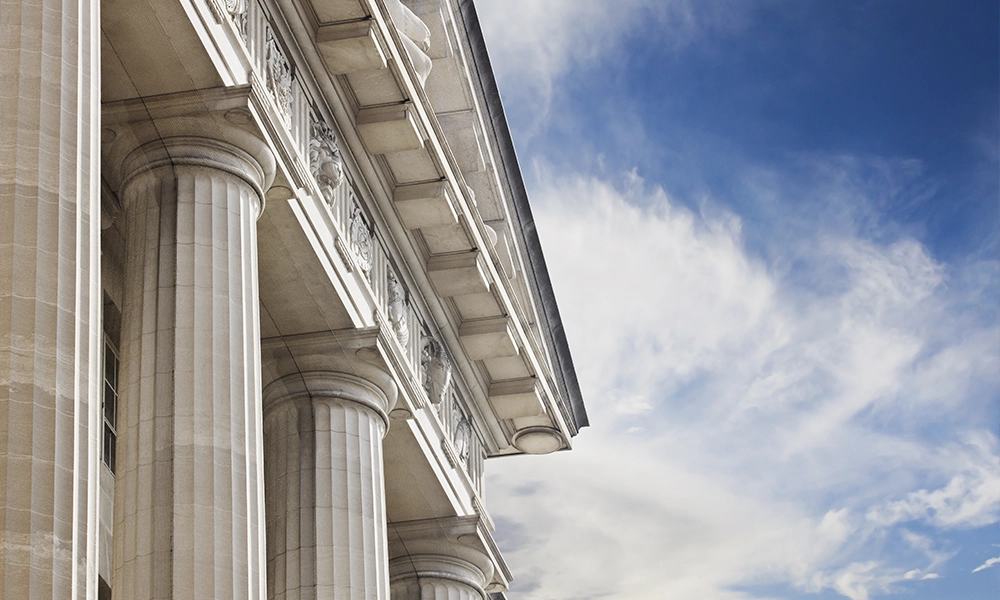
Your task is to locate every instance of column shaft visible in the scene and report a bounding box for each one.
[264,372,392,600]
[0,0,102,597]
[113,139,267,600]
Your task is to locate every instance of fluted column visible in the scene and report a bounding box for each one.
[0,0,102,597]
[388,519,496,600]
[112,136,269,600]
[263,352,397,600]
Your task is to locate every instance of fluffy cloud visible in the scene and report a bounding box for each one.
[485,161,999,600]
[521,170,776,416]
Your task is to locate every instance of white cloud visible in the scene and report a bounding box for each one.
[521,169,777,423]
[486,161,1000,600]
[489,435,849,600]
[900,567,940,581]
[972,557,1000,573]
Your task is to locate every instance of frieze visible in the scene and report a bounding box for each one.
[333,237,353,273]
[440,439,457,469]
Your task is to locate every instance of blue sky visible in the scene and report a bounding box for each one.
[474,1,999,599]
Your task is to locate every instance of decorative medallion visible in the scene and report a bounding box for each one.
[453,414,471,464]
[349,203,373,273]
[386,271,409,345]
[421,336,452,405]
[265,28,292,125]
[309,117,345,204]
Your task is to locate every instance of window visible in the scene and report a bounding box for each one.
[102,339,119,474]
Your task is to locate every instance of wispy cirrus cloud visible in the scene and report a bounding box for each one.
[486,157,1000,600]
[476,0,749,135]
[865,434,1000,530]
[972,556,1000,573]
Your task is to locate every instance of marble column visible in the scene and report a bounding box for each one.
[388,519,495,600]
[263,350,397,600]
[0,0,102,598]
[112,136,269,600]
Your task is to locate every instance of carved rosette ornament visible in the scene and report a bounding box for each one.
[309,117,344,204]
[421,336,452,405]
[265,28,292,124]
[386,271,409,345]
[349,203,373,273]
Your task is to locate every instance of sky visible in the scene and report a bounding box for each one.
[473,2,1000,599]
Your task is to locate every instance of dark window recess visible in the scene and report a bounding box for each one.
[98,576,112,600]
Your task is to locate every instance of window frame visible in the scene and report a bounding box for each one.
[102,336,119,475]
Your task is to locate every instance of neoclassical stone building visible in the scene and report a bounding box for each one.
[0,0,587,598]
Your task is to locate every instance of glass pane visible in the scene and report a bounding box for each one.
[104,383,115,424]
[103,424,116,474]
[103,425,111,470]
[108,431,116,474]
[104,342,115,383]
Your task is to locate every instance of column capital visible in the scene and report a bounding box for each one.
[389,516,505,597]
[102,85,277,199]
[262,328,399,426]
[263,371,395,431]
[118,136,269,212]
[389,555,489,597]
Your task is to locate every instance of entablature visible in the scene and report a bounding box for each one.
[202,0,583,452]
